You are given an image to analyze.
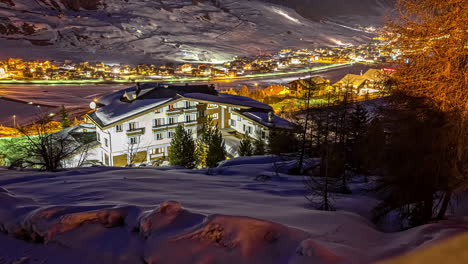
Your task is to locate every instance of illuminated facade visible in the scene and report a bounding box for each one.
[86,83,294,166]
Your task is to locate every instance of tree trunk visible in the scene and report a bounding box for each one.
[436,190,452,220]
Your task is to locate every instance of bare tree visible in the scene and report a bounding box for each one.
[126,136,151,166]
[15,117,86,171]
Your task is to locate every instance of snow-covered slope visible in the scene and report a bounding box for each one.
[0,0,391,63]
[0,156,467,264]
[261,0,394,24]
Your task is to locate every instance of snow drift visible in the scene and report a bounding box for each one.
[0,159,467,264]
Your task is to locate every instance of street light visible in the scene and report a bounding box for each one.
[12,115,16,128]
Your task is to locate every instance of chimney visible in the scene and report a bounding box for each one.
[268,111,274,123]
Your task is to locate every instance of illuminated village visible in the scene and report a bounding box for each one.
[0,42,393,81]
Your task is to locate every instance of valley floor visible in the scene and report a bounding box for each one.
[0,156,467,264]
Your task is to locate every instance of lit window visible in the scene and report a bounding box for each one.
[116,124,123,132]
[168,104,175,111]
[150,148,165,155]
[208,113,218,120]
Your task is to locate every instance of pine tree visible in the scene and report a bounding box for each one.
[347,104,369,174]
[206,126,226,168]
[59,105,71,129]
[196,124,226,168]
[238,134,253,156]
[361,118,386,174]
[304,100,339,211]
[268,129,298,155]
[195,139,208,168]
[168,125,196,168]
[349,104,369,143]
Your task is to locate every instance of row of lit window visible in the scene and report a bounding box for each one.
[127,128,194,145]
[114,115,197,132]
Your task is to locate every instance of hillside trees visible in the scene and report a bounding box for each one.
[238,85,250,97]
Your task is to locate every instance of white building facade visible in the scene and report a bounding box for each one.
[87,83,294,166]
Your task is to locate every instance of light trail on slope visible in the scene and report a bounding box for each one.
[325,21,374,34]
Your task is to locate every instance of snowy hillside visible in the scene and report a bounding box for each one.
[0,156,467,264]
[261,0,394,24]
[0,0,390,63]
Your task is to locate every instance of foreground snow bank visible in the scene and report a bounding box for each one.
[0,160,467,264]
[0,190,342,264]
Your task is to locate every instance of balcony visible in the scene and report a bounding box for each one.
[152,120,198,131]
[183,106,198,113]
[126,127,145,136]
[166,108,182,115]
[183,120,198,126]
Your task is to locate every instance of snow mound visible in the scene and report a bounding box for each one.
[139,201,205,238]
[145,214,314,264]
[0,195,337,264]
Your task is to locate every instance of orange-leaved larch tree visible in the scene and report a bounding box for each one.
[375,0,468,225]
